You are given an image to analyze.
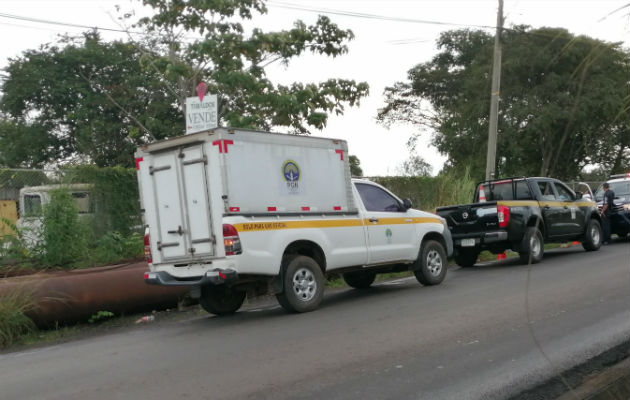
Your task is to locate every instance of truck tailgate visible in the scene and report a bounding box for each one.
[436,202,500,236]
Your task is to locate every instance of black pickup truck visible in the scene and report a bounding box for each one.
[436,177,602,267]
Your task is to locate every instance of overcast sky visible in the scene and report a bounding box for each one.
[1,0,628,175]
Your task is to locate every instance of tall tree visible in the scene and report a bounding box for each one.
[0,1,368,167]
[0,32,181,167]
[135,0,369,134]
[379,26,630,180]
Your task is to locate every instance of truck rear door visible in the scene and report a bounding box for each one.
[149,145,215,261]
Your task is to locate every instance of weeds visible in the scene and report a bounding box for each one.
[88,311,115,324]
[0,287,37,349]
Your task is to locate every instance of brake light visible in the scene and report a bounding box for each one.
[144,232,152,264]
[497,205,510,228]
[223,224,242,256]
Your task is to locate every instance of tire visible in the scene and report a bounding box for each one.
[343,270,376,289]
[519,227,544,264]
[199,285,246,316]
[454,249,479,268]
[413,240,447,286]
[582,219,602,251]
[276,255,325,313]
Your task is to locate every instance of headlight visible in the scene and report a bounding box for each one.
[624,204,630,211]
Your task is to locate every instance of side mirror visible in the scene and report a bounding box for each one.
[575,191,583,199]
[402,198,413,210]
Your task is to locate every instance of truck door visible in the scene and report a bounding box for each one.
[149,145,215,261]
[552,181,585,236]
[354,183,416,264]
[536,180,565,238]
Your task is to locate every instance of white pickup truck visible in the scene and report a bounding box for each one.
[136,128,453,315]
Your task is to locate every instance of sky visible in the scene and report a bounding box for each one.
[0,0,628,176]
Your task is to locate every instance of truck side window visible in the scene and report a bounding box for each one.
[23,194,42,217]
[355,184,401,212]
[537,181,556,201]
[515,181,533,200]
[553,183,574,201]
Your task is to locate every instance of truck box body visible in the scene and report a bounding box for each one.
[135,127,355,266]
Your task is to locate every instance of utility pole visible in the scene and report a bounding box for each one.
[485,0,504,180]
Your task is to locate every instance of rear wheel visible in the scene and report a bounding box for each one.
[343,270,376,289]
[413,240,447,286]
[455,249,479,268]
[276,255,325,313]
[582,219,602,251]
[199,285,246,316]
[519,227,544,264]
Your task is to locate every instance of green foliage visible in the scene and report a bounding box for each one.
[62,165,141,236]
[88,310,115,324]
[349,155,363,176]
[41,189,90,268]
[0,217,31,263]
[0,168,49,189]
[91,231,143,265]
[0,288,37,349]
[137,0,369,134]
[0,31,182,168]
[372,169,475,211]
[379,26,630,180]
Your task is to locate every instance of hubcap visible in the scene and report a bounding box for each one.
[530,235,541,257]
[292,268,317,302]
[426,249,443,276]
[591,225,600,245]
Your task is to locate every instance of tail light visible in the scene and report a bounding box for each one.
[497,205,510,228]
[144,232,152,264]
[223,224,242,256]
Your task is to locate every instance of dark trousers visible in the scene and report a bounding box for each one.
[602,215,611,243]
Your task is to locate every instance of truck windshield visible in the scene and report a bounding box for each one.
[595,181,630,201]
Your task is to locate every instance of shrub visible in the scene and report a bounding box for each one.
[41,189,90,268]
[0,288,37,348]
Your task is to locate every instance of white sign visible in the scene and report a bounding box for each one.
[186,94,218,134]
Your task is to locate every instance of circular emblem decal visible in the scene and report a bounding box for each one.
[462,212,469,219]
[282,160,300,182]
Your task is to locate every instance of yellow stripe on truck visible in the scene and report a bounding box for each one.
[497,200,596,208]
[233,217,442,232]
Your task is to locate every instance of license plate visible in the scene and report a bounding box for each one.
[461,238,475,247]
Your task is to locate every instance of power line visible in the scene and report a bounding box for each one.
[267,0,497,30]
[0,12,133,33]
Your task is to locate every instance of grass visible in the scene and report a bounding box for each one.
[0,287,38,349]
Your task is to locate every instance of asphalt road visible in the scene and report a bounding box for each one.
[1,241,629,400]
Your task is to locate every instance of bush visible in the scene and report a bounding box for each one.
[371,168,476,211]
[90,231,143,265]
[41,189,90,268]
[0,288,37,348]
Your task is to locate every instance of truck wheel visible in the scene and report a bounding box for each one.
[519,227,544,264]
[199,285,246,316]
[582,219,602,251]
[276,255,325,313]
[343,270,376,289]
[413,240,447,286]
[455,249,479,268]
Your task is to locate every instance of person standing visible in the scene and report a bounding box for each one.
[600,182,615,244]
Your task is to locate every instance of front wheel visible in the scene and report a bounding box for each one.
[199,285,246,316]
[519,227,544,264]
[582,219,602,251]
[413,240,447,286]
[276,255,325,313]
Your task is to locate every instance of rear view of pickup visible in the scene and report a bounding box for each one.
[437,177,602,267]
